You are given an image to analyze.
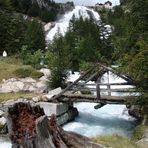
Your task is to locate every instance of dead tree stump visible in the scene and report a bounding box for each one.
[7,102,105,148]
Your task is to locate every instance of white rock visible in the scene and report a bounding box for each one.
[36,81,48,93]
[1,81,24,92]
[0,110,5,116]
[21,77,36,83]
[32,97,40,102]
[39,76,49,81]
[39,68,51,77]
[45,87,62,99]
[0,117,6,125]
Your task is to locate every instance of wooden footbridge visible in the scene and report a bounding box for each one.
[48,63,137,108]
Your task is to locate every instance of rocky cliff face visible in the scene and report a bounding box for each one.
[31,0,52,10]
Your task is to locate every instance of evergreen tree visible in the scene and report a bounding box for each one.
[24,19,45,53]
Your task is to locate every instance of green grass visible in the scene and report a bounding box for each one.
[0,56,43,81]
[0,92,43,103]
[132,125,148,142]
[92,135,140,148]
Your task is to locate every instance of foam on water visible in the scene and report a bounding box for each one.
[63,103,136,137]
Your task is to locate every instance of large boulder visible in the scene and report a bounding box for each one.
[128,105,143,120]
[36,102,69,116]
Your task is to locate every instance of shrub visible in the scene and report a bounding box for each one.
[14,67,43,79]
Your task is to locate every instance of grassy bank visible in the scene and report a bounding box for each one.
[0,56,43,81]
[92,124,148,148]
[92,135,140,148]
[0,92,43,103]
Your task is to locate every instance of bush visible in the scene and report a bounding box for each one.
[21,47,44,69]
[49,68,68,89]
[14,67,43,79]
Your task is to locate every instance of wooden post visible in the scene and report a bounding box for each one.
[96,77,101,100]
[107,71,111,96]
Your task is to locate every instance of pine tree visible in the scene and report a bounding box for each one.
[24,19,45,53]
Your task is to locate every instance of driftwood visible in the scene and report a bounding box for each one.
[7,102,105,148]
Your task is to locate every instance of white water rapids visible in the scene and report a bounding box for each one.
[63,71,137,137]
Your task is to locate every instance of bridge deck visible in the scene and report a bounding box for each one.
[60,93,136,104]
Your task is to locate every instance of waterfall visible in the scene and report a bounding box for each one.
[45,6,100,43]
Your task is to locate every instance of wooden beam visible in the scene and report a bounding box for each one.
[62,93,136,100]
[71,88,136,92]
[49,64,99,101]
[96,77,101,100]
[82,68,104,85]
[81,82,133,86]
[97,62,134,84]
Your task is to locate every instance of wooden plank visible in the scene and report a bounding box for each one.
[62,93,136,101]
[71,88,136,92]
[78,82,133,86]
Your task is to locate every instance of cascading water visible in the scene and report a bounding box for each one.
[46,6,100,43]
[63,71,137,137]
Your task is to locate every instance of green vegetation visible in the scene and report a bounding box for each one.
[104,0,148,112]
[92,135,140,148]
[47,16,113,88]
[10,0,60,22]
[14,67,43,79]
[0,57,42,81]
[0,92,42,103]
[132,125,148,142]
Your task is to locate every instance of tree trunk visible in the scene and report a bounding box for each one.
[7,102,105,148]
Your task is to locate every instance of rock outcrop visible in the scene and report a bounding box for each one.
[0,68,51,93]
[7,102,105,148]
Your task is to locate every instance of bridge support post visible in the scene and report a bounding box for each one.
[96,77,101,101]
[107,71,111,96]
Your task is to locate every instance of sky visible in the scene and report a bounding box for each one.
[54,0,120,6]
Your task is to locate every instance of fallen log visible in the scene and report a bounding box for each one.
[7,102,105,148]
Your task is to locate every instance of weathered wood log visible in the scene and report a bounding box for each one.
[61,93,137,104]
[7,102,105,148]
[97,62,134,84]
